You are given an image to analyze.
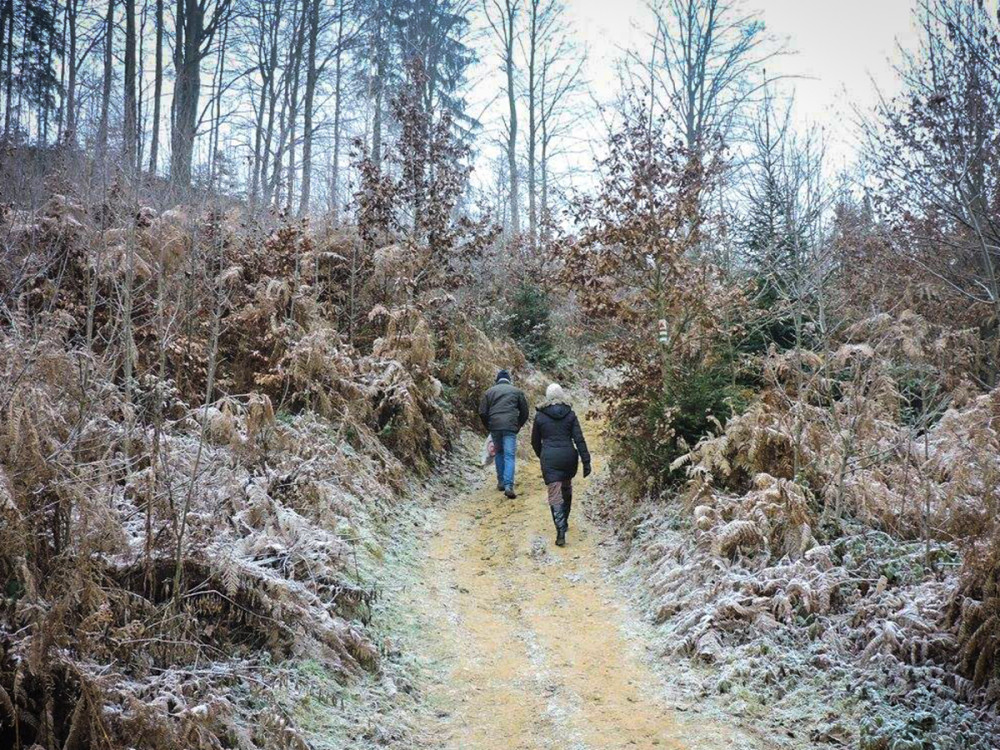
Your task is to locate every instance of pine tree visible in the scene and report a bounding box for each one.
[19,0,63,135]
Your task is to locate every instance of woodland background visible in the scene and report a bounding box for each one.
[1,0,1000,747]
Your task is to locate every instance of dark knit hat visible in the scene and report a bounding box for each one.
[496,369,511,384]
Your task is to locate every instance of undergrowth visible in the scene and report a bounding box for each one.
[0,190,527,749]
[593,312,1000,747]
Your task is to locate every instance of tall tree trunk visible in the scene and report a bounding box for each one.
[98,0,115,159]
[3,0,14,140]
[16,1,29,138]
[526,0,538,249]
[170,0,198,186]
[250,89,265,206]
[124,0,138,171]
[0,0,11,139]
[270,52,291,207]
[149,0,163,173]
[270,0,304,209]
[330,0,345,221]
[505,54,519,236]
[490,0,519,236]
[135,0,146,169]
[56,0,67,142]
[298,0,320,216]
[40,0,55,143]
[171,0,229,187]
[539,57,548,244]
[371,0,386,164]
[260,73,278,205]
[254,0,281,206]
[207,14,228,189]
[0,0,6,134]
[284,0,305,212]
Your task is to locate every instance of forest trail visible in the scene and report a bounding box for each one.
[403,418,752,750]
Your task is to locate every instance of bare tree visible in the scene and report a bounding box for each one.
[484,0,520,237]
[369,0,390,164]
[300,0,359,216]
[298,0,321,215]
[64,0,84,146]
[328,0,348,220]
[643,0,778,154]
[521,0,549,247]
[1,0,12,138]
[536,13,584,244]
[267,0,306,208]
[97,0,114,158]
[170,0,232,187]
[206,6,231,188]
[149,0,164,171]
[864,0,1000,383]
[244,0,284,207]
[283,0,307,209]
[123,0,138,169]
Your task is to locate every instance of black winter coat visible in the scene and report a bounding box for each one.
[531,402,591,484]
[479,381,530,433]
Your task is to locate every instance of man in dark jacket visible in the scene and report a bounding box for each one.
[531,383,591,546]
[479,369,530,498]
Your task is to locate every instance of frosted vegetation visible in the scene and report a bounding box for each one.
[2,0,1000,747]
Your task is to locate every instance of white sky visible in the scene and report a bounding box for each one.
[558,0,922,167]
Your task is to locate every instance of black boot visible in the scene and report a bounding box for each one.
[504,485,517,499]
[551,502,567,546]
[561,486,573,530]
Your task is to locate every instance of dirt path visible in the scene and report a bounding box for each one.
[404,421,757,750]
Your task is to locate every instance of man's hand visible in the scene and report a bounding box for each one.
[583,463,592,478]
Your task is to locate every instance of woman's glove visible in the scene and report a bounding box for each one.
[583,463,592,478]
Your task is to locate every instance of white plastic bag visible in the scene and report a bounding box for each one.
[480,435,496,467]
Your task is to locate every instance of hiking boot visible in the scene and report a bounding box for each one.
[556,529,566,547]
[504,486,517,499]
[496,481,505,492]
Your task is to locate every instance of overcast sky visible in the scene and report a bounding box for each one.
[468,0,933,201]
[556,0,922,166]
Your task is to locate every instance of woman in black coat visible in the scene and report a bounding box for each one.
[530,383,592,547]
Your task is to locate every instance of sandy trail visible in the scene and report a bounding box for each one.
[407,420,748,750]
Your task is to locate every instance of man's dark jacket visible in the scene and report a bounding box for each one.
[479,381,529,434]
[530,402,591,484]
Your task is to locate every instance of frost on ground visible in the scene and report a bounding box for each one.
[594,317,1000,750]
[274,438,489,750]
